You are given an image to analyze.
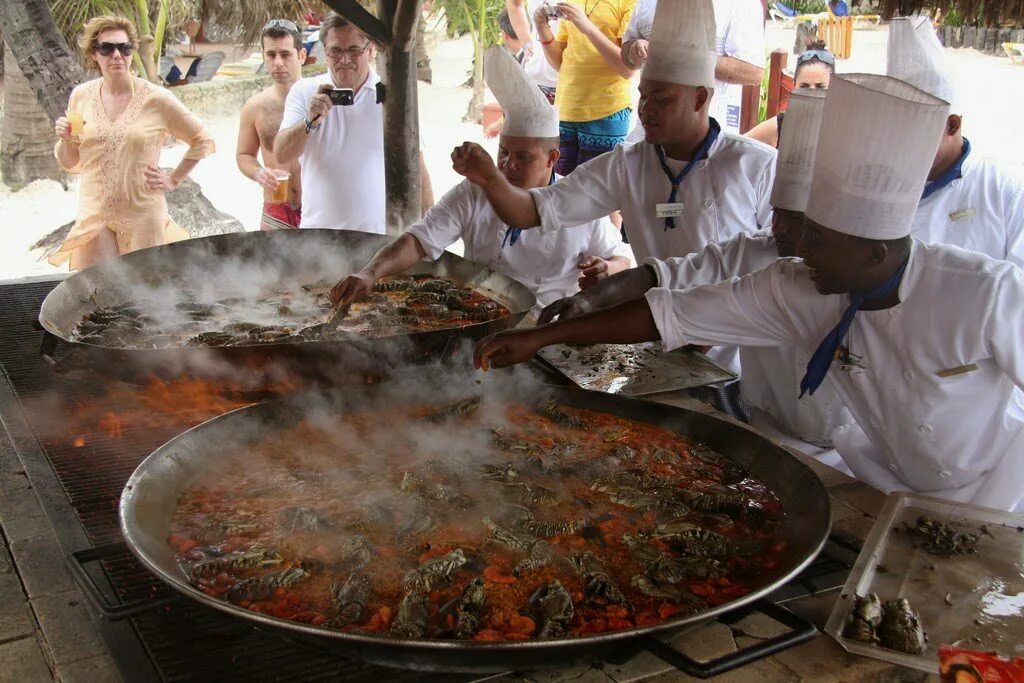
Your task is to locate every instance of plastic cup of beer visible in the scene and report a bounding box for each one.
[67,111,84,137]
[270,169,290,203]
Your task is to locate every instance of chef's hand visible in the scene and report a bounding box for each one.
[145,165,180,191]
[577,256,612,290]
[308,85,333,123]
[556,3,593,31]
[475,329,545,370]
[254,168,281,192]
[627,39,650,68]
[55,116,79,143]
[451,142,501,188]
[537,293,593,325]
[330,272,375,306]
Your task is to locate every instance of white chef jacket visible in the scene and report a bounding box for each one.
[646,232,854,447]
[280,71,385,233]
[645,239,1024,511]
[529,134,774,371]
[914,151,1024,268]
[622,0,766,138]
[407,178,631,308]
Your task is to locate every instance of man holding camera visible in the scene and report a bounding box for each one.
[275,12,432,232]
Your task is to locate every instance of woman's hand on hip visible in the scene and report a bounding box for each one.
[145,164,180,192]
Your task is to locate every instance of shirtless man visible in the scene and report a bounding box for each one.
[237,19,307,230]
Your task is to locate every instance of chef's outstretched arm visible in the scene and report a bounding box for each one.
[539,265,657,324]
[330,234,427,306]
[475,297,659,370]
[451,142,541,228]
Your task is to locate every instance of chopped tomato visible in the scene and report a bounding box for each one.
[473,629,504,642]
[658,603,678,620]
[272,601,297,619]
[213,572,236,588]
[310,614,328,626]
[605,605,628,619]
[287,593,302,607]
[446,614,456,630]
[503,632,529,641]
[272,587,287,600]
[483,565,516,584]
[249,600,276,613]
[690,582,714,597]
[607,617,632,630]
[507,615,536,635]
[635,611,659,626]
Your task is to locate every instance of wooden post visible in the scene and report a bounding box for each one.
[324,0,425,235]
[765,49,788,119]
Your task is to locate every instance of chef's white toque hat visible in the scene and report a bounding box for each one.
[770,88,827,213]
[642,0,718,89]
[485,46,560,138]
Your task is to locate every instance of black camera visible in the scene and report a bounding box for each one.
[328,88,355,106]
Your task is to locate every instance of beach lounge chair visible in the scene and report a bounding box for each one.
[190,51,225,83]
[1005,43,1024,64]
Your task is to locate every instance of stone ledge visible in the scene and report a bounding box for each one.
[167,64,327,117]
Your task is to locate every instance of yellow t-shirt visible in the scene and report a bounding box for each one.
[554,0,636,123]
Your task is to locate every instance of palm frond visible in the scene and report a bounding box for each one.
[199,0,320,47]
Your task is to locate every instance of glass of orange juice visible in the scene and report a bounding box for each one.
[270,169,290,203]
[67,111,84,137]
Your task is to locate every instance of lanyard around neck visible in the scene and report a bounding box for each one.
[654,118,721,230]
[921,138,971,201]
[503,172,556,248]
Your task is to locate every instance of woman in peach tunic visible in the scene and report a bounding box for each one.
[53,15,215,269]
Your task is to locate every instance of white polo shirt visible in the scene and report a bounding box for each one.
[280,70,386,232]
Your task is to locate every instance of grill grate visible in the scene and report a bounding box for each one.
[0,281,467,681]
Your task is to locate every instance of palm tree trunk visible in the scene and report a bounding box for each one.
[464,0,485,122]
[0,0,86,122]
[1,50,66,189]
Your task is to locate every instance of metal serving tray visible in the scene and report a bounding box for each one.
[536,342,737,397]
[825,492,1024,673]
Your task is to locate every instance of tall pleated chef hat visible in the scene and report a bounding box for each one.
[887,16,959,112]
[804,74,949,240]
[770,88,827,213]
[642,0,717,88]
[484,46,560,138]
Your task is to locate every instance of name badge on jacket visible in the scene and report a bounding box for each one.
[656,203,684,218]
[948,208,976,221]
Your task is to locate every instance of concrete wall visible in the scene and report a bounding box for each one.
[168,64,327,117]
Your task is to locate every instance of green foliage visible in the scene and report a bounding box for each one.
[433,0,505,48]
[942,8,966,25]
[789,0,828,14]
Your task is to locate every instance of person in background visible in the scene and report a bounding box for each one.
[330,48,631,311]
[746,40,834,148]
[475,74,1024,513]
[237,19,307,230]
[52,15,215,269]
[452,0,775,383]
[887,17,1024,267]
[274,12,433,231]
[540,89,854,470]
[506,0,559,104]
[497,8,526,55]
[621,0,766,139]
[534,0,637,175]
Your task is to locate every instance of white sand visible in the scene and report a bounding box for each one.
[1,27,1021,281]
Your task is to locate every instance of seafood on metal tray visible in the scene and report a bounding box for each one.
[843,592,882,645]
[388,591,430,638]
[877,598,927,654]
[572,552,630,607]
[329,573,370,627]
[529,580,574,639]
[402,549,468,593]
[226,567,308,602]
[168,397,788,642]
[902,515,979,556]
[453,577,487,638]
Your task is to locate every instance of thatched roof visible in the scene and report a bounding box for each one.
[200,0,321,46]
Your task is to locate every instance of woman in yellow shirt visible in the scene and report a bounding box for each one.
[534,0,637,175]
[53,15,215,270]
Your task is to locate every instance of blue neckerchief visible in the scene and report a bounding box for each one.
[503,172,555,247]
[655,118,721,230]
[921,138,971,201]
[799,258,910,397]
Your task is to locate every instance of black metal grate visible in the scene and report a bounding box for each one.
[0,281,466,682]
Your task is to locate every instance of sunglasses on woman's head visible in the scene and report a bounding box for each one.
[96,42,134,56]
[797,49,835,67]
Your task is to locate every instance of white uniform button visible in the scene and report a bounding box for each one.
[938,470,952,479]
[919,424,933,433]
[952,179,961,188]
[903,370,914,380]
[699,160,709,170]
[704,199,713,208]
[889,463,899,472]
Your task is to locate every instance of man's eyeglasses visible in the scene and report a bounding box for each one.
[263,19,300,34]
[95,42,134,57]
[326,41,371,62]
[797,49,836,67]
